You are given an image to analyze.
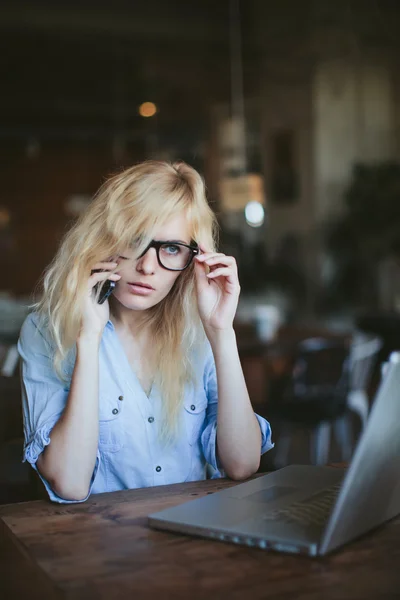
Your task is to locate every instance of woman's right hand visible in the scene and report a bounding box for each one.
[80,261,121,338]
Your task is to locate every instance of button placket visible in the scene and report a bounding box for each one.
[111,393,124,416]
[184,397,208,446]
[98,392,125,452]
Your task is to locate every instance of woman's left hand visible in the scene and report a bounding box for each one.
[194,247,240,335]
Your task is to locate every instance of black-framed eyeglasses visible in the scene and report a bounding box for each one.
[137,240,199,271]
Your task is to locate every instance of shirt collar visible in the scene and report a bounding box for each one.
[106,319,115,331]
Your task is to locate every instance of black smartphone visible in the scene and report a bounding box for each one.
[96,279,116,304]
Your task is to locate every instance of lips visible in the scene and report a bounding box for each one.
[128,282,154,290]
[126,281,155,296]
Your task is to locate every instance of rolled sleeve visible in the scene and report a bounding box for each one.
[256,413,274,454]
[201,420,223,477]
[200,345,274,478]
[23,414,61,466]
[18,313,99,503]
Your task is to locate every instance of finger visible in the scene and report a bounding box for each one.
[194,257,210,293]
[91,261,118,271]
[198,243,211,254]
[201,255,236,268]
[88,271,121,289]
[195,252,225,262]
[206,267,237,283]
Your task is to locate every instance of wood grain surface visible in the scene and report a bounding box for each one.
[1,472,399,599]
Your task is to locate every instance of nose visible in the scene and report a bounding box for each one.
[136,246,157,275]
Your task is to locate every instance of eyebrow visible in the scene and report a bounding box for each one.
[154,239,190,245]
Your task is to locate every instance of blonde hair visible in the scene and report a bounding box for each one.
[35,160,218,444]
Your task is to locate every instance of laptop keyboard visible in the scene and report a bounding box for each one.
[262,483,342,527]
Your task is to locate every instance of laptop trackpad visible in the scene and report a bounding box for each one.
[243,485,296,503]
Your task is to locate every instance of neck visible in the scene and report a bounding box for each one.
[110,299,148,338]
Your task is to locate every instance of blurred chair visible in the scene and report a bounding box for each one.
[0,343,19,377]
[269,337,351,468]
[0,343,39,504]
[356,312,400,365]
[346,332,383,432]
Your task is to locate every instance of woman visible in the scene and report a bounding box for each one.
[18,160,273,503]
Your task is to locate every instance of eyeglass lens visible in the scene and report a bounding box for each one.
[157,243,193,270]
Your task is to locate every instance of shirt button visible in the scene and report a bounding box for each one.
[118,395,124,401]
[148,416,154,423]
[112,408,119,415]
[156,466,162,472]
[190,404,196,411]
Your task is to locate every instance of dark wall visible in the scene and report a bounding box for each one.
[1,143,146,295]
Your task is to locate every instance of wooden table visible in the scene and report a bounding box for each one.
[1,474,399,599]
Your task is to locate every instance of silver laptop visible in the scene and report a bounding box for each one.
[148,352,400,556]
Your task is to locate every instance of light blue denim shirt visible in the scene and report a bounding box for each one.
[18,312,274,504]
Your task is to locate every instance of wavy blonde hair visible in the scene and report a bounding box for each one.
[35,160,218,444]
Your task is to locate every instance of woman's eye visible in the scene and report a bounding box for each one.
[118,255,129,260]
[163,245,180,255]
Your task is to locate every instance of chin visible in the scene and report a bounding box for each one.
[113,292,159,311]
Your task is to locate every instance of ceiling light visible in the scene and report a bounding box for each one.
[245,201,264,227]
[139,102,157,118]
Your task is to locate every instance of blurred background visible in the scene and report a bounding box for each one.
[1,0,400,502]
